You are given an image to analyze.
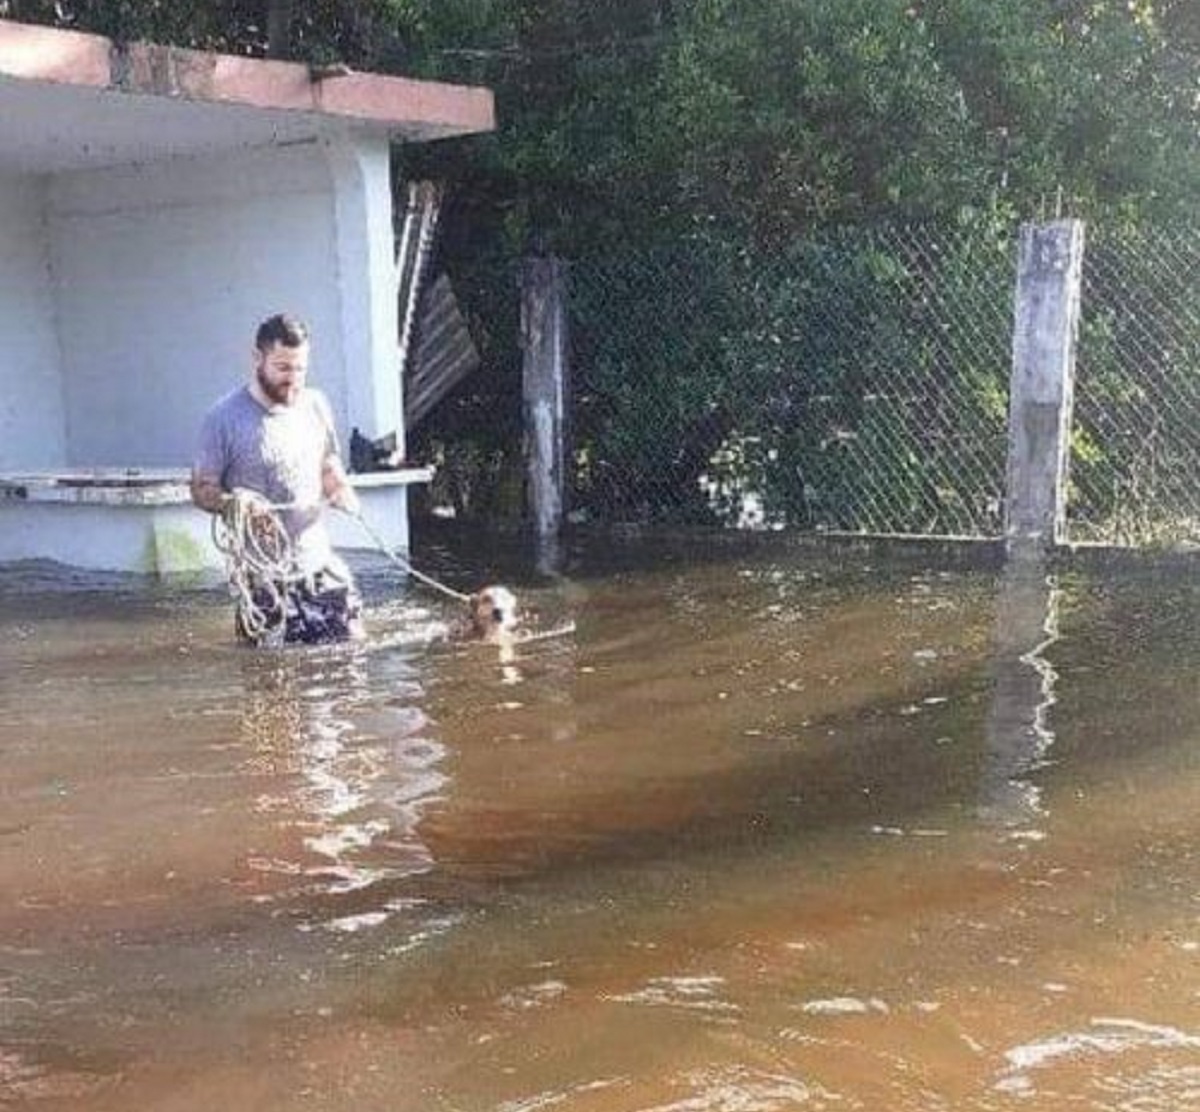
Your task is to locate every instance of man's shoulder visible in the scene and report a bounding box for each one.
[204,386,255,422]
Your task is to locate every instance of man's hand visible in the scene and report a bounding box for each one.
[191,471,230,514]
[328,483,361,517]
[228,487,272,516]
[322,454,361,516]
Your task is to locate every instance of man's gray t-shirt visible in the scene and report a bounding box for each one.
[194,386,341,572]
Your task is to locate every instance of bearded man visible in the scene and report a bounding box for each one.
[190,312,364,645]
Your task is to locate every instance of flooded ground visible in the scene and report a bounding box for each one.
[1,533,1199,1111]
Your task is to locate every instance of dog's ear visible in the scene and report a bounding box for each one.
[466,591,488,623]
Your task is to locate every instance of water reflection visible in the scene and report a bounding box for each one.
[235,648,447,933]
[534,531,564,578]
[982,559,1062,830]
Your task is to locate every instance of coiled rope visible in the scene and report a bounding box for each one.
[210,492,301,641]
[212,494,471,641]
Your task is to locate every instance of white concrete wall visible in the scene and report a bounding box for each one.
[0,500,220,575]
[0,480,412,575]
[0,172,67,469]
[0,137,415,575]
[328,137,404,449]
[46,142,350,467]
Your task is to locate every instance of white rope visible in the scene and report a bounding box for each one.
[347,509,473,604]
[210,492,303,641]
[345,510,577,644]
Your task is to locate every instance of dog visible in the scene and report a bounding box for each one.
[466,585,520,644]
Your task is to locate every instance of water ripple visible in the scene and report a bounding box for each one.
[996,1017,1200,1099]
[637,1065,838,1112]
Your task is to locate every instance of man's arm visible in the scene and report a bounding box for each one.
[312,392,360,514]
[321,454,360,514]
[192,404,232,514]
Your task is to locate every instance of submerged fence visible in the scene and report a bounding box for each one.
[1070,226,1200,545]
[412,218,1200,549]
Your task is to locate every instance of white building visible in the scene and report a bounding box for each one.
[0,18,494,574]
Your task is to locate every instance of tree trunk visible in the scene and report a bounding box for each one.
[266,0,294,59]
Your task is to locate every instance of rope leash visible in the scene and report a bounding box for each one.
[212,495,468,641]
[347,509,577,645]
[346,510,473,604]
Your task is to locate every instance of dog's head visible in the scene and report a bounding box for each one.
[468,585,520,641]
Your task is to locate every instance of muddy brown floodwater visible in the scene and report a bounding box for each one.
[1,537,1199,1111]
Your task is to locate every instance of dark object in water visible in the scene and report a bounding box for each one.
[237,573,362,647]
[350,428,405,473]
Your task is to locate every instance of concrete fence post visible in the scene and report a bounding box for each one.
[521,256,570,550]
[1005,220,1085,556]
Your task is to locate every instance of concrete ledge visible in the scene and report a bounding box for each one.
[0,467,431,573]
[0,466,433,505]
[0,20,111,86]
[0,19,495,141]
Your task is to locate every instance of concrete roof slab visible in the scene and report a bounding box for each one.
[0,18,495,173]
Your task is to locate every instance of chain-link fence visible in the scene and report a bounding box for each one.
[570,220,1015,535]
[414,218,1200,550]
[1068,225,1200,546]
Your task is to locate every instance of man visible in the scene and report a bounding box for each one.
[191,313,365,645]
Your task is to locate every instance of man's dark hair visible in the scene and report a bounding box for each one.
[255,313,309,352]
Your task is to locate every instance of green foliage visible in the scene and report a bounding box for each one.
[402,1,1196,530]
[570,240,745,523]
[653,0,982,241]
[1070,225,1200,544]
[568,217,1015,532]
[9,1,1193,236]
[398,0,1198,255]
[0,0,422,65]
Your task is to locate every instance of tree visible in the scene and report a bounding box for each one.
[265,0,292,58]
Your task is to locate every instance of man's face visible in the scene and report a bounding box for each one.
[254,340,309,407]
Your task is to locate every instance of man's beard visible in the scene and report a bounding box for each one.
[257,366,298,406]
